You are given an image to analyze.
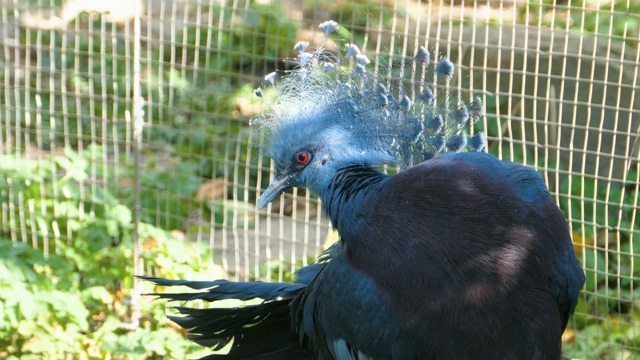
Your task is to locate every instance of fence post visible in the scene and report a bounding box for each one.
[129,0,145,330]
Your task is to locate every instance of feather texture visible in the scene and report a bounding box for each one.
[250,23,484,167]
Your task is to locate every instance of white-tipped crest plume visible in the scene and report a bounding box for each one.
[250,20,485,168]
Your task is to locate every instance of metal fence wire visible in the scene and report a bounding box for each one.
[1,0,639,358]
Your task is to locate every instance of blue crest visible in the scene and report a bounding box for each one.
[250,21,485,167]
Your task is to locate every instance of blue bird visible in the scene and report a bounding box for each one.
[145,20,585,359]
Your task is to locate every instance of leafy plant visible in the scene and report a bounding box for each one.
[0,148,214,359]
[522,0,639,47]
[560,171,639,240]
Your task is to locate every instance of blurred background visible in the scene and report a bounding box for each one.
[0,0,638,358]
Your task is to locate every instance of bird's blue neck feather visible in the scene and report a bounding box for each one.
[320,164,388,232]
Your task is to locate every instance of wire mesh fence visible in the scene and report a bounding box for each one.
[1,0,639,358]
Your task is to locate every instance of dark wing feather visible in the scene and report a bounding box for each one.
[140,242,343,359]
[169,302,310,360]
[141,276,305,301]
[490,155,585,331]
[140,280,308,358]
[291,242,413,360]
[549,234,586,331]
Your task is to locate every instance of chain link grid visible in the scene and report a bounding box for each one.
[1,0,638,357]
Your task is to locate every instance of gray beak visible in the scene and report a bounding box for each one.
[257,174,294,209]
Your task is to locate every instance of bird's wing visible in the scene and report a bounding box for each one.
[291,242,414,359]
[549,233,586,331]
[494,155,585,333]
[294,240,341,285]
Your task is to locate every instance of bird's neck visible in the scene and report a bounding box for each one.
[320,164,388,232]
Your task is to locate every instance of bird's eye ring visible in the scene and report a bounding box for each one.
[296,152,310,165]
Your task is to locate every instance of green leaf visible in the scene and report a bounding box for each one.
[18,296,45,322]
[82,286,113,305]
[583,247,607,292]
[16,320,36,336]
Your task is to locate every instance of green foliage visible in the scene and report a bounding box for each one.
[0,148,212,359]
[304,0,397,41]
[1,146,131,252]
[521,0,639,46]
[4,2,301,154]
[564,309,640,360]
[560,171,639,239]
[137,159,204,231]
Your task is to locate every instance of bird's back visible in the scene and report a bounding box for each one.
[295,151,584,359]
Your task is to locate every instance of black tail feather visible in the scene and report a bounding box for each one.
[169,302,290,341]
[170,302,311,359]
[140,276,305,302]
[140,244,340,358]
[141,276,313,359]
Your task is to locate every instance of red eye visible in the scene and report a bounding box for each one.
[296,152,310,165]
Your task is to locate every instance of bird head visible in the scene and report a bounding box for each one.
[256,114,397,209]
[252,20,485,209]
